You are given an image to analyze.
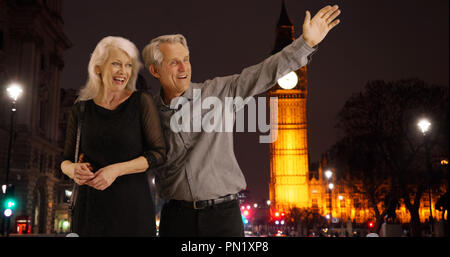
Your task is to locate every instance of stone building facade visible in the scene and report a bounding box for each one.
[0,0,72,234]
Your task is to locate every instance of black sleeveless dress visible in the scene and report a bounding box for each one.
[63,91,166,236]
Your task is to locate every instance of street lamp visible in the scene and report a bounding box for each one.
[338,195,344,235]
[417,119,431,135]
[3,83,23,237]
[7,84,23,101]
[5,84,23,183]
[64,189,73,200]
[325,170,333,180]
[328,183,334,190]
[325,170,333,235]
[417,118,434,235]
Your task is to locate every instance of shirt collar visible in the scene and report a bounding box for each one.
[157,83,195,111]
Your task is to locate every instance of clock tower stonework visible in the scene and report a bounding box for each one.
[268,1,310,212]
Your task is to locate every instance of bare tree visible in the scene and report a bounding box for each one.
[329,78,448,236]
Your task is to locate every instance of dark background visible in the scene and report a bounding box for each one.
[61,0,449,201]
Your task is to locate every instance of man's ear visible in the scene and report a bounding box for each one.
[149,65,160,79]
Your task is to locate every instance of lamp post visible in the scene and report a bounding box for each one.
[3,83,23,237]
[417,118,434,236]
[5,84,23,184]
[325,170,333,235]
[328,183,334,235]
[338,195,344,236]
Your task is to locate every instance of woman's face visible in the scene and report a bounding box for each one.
[97,47,133,92]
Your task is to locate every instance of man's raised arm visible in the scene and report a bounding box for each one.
[303,5,341,47]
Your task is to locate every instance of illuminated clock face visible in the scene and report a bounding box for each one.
[277,71,298,89]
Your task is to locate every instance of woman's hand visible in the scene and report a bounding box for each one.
[86,164,121,191]
[73,162,95,185]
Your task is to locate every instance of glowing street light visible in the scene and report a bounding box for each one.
[328,183,334,190]
[417,119,431,134]
[7,83,23,102]
[325,170,333,180]
[65,190,73,200]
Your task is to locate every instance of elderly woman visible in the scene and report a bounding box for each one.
[61,36,166,236]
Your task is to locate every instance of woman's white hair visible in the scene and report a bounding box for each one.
[141,34,189,69]
[76,36,143,102]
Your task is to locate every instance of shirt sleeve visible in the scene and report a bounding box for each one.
[230,35,317,98]
[140,92,167,168]
[200,35,317,102]
[62,104,79,163]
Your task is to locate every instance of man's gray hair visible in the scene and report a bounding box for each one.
[76,36,143,102]
[142,34,189,68]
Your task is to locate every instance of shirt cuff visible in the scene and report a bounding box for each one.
[292,35,318,61]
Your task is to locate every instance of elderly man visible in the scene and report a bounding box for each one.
[142,5,341,237]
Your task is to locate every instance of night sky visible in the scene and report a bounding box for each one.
[61,0,449,201]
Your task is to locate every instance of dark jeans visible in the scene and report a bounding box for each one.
[159,199,244,237]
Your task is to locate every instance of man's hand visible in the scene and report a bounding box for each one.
[86,164,121,191]
[302,5,341,47]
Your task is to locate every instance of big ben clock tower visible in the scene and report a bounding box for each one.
[268,1,310,212]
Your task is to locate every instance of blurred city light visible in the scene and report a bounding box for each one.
[7,83,23,102]
[325,170,333,179]
[328,183,334,190]
[65,190,72,198]
[4,209,13,217]
[417,119,431,134]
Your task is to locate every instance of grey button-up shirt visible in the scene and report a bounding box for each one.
[154,36,317,201]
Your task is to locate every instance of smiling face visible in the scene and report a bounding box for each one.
[96,47,133,93]
[150,42,191,99]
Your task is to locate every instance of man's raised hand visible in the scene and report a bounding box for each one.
[302,5,341,47]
